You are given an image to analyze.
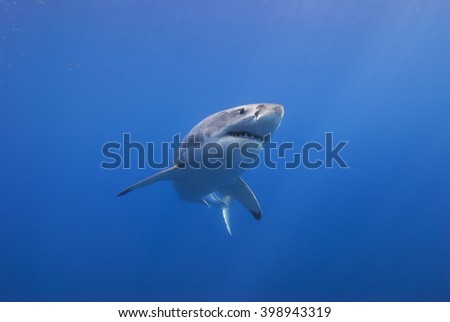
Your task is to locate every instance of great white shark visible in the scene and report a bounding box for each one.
[118,103,284,234]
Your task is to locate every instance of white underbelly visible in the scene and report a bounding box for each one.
[173,137,262,202]
[172,167,236,203]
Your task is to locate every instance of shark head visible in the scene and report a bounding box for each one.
[219,103,284,143]
[176,103,284,165]
[186,103,284,143]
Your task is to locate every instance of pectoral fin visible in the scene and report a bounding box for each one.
[218,177,262,220]
[117,165,180,196]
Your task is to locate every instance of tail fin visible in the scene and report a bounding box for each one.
[221,195,232,235]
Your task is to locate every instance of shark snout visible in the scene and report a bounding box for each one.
[259,103,284,120]
[248,103,284,136]
[257,103,283,113]
[255,103,284,117]
[273,104,284,116]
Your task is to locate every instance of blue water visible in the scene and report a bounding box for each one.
[1,1,448,301]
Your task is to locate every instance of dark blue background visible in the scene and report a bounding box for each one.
[0,0,448,301]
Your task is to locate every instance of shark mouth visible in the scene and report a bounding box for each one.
[226,131,264,142]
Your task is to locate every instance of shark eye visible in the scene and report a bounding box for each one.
[239,108,246,114]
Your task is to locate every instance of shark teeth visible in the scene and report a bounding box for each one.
[227,131,264,142]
